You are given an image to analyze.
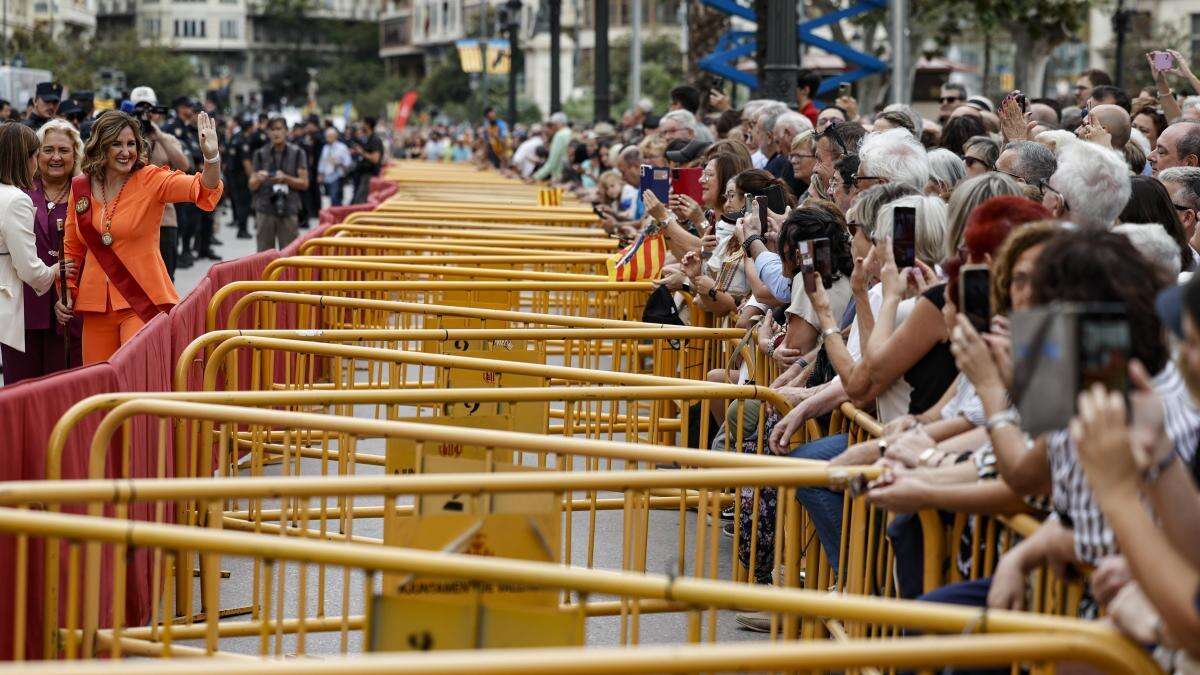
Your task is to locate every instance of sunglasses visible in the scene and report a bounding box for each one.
[1174,202,1194,212]
[789,152,816,161]
[846,222,859,237]
[939,96,962,104]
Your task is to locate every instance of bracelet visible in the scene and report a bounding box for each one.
[918,447,940,466]
[742,235,765,254]
[985,408,1021,432]
[1141,451,1176,484]
[820,327,840,341]
[877,438,888,458]
[1159,89,1175,97]
[204,154,221,164]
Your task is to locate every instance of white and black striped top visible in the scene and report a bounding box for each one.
[1045,361,1200,565]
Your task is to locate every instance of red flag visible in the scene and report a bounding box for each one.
[393,90,419,132]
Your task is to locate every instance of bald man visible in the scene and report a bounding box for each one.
[1029,102,1058,127]
[1080,104,1130,150]
[949,105,983,120]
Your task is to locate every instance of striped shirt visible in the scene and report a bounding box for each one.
[1045,361,1200,565]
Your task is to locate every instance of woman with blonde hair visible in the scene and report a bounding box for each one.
[0,121,77,383]
[58,110,223,363]
[1,119,85,382]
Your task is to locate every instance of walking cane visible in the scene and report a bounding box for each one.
[56,218,70,366]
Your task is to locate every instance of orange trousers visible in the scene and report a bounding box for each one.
[81,308,145,365]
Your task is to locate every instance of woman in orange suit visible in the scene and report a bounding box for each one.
[57,109,223,363]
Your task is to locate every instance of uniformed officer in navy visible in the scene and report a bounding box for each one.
[22,82,61,131]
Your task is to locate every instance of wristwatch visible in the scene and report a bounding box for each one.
[877,438,889,458]
[707,287,719,301]
[918,447,941,466]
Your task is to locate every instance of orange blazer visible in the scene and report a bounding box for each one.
[64,165,223,313]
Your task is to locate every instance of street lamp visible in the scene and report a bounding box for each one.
[503,0,522,127]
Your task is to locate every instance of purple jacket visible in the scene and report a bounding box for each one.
[22,179,79,336]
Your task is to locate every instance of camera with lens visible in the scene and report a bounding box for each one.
[270,173,290,216]
[133,102,170,136]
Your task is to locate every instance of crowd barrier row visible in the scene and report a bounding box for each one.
[0,162,1137,671]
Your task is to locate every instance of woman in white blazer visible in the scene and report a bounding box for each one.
[0,122,74,380]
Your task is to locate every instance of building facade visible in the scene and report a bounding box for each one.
[97,0,377,108]
[380,0,682,118]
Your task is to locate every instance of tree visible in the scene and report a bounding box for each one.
[8,28,197,101]
[685,2,729,80]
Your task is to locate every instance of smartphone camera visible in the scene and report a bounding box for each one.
[811,237,833,286]
[799,241,817,293]
[891,206,917,269]
[959,264,991,333]
[1153,51,1175,72]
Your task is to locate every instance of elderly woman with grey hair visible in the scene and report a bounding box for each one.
[925,148,967,197]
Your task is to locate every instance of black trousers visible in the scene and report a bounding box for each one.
[229,175,252,233]
[176,203,195,254]
[160,226,177,279]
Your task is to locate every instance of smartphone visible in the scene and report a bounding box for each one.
[959,264,991,333]
[755,194,768,231]
[891,206,917,268]
[1152,51,1175,72]
[670,166,703,204]
[838,82,851,98]
[811,237,832,285]
[639,165,670,209]
[799,241,816,293]
[763,184,786,215]
[1013,90,1028,113]
[1011,302,1128,435]
[1078,308,1130,396]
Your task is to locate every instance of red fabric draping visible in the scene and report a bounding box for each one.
[0,179,392,660]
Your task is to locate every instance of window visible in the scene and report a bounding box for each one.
[219,18,239,37]
[173,18,205,36]
[142,16,160,35]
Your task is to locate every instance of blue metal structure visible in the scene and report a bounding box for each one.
[697,0,889,95]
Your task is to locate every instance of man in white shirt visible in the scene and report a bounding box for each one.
[511,124,545,178]
[317,127,353,207]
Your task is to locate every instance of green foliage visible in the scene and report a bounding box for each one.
[8,28,197,101]
[419,50,473,109]
[605,34,684,114]
[918,0,1091,56]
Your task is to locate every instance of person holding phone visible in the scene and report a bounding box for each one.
[249,117,309,252]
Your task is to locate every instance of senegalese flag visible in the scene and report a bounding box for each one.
[607,224,666,281]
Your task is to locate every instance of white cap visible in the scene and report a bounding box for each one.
[130,86,157,106]
[548,112,568,126]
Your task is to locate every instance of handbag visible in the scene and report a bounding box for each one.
[642,284,683,326]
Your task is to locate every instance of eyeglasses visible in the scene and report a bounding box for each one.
[939,96,962,104]
[846,222,859,237]
[848,173,884,187]
[1174,202,1194,212]
[963,156,994,171]
[994,167,1026,184]
[789,152,816,161]
[819,121,848,156]
[1041,181,1070,212]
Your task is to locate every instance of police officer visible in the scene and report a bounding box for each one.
[23,82,61,131]
[226,115,255,239]
[163,96,220,263]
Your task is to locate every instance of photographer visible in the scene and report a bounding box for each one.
[349,117,383,204]
[249,117,309,252]
[129,87,190,277]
